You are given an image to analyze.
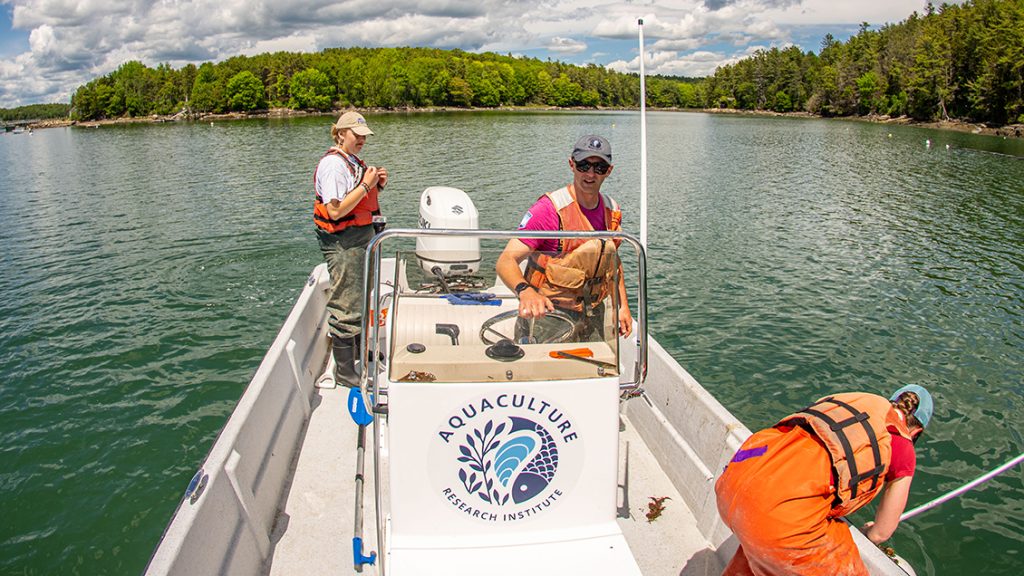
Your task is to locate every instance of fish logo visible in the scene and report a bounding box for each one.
[457,416,558,506]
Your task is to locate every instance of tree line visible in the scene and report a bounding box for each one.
[703,0,1024,125]
[16,0,1023,127]
[68,47,700,120]
[1,103,71,122]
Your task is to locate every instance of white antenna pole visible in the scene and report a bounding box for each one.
[638,18,648,250]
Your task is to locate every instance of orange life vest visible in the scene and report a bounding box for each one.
[523,185,623,312]
[313,148,380,234]
[778,392,913,517]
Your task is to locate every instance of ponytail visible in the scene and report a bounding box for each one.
[331,125,347,146]
[892,391,924,438]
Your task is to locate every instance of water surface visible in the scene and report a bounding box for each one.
[0,111,1021,575]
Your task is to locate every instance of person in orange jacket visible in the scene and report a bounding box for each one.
[313,111,389,386]
[496,135,632,344]
[714,384,934,575]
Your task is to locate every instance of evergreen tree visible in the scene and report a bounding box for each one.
[190,63,224,113]
[700,0,1023,125]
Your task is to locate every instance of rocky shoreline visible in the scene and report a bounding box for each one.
[24,107,1024,140]
[883,116,1023,139]
[699,107,1024,139]
[21,107,319,130]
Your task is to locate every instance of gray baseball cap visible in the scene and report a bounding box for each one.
[572,135,612,164]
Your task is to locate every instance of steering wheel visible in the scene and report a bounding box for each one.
[479,309,577,345]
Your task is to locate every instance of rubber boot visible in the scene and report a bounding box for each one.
[352,335,369,376]
[332,336,359,388]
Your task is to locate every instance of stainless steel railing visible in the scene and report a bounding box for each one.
[355,227,648,573]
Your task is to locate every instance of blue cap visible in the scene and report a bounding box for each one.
[890,384,934,428]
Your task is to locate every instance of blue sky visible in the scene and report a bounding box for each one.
[0,1,945,108]
[0,4,27,59]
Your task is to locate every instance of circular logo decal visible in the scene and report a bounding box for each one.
[431,393,582,523]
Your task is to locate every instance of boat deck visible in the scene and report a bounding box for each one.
[265,382,721,576]
[144,261,909,576]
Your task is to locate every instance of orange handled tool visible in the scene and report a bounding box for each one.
[549,347,594,359]
[550,348,616,371]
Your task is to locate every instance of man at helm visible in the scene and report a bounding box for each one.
[497,134,632,343]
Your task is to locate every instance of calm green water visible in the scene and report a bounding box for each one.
[1,112,1022,575]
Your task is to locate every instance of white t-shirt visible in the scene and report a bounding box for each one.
[314,152,363,203]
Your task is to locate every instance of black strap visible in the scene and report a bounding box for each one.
[580,240,608,312]
[800,397,884,498]
[556,214,564,252]
[590,239,607,279]
[524,257,546,278]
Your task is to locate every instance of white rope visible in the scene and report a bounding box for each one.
[901,451,1024,521]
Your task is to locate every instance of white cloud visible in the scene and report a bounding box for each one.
[651,37,701,52]
[607,48,735,78]
[548,36,586,54]
[0,0,961,106]
[239,34,319,57]
[594,9,711,40]
[27,23,55,55]
[743,19,786,40]
[765,0,941,25]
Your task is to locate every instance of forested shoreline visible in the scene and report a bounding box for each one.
[6,0,1022,130]
[0,103,70,122]
[705,0,1024,126]
[66,47,699,121]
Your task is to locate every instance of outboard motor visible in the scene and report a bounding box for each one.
[416,187,481,278]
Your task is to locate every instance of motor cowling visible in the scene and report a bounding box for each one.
[416,186,481,277]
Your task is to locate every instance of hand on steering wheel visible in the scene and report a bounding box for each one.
[516,286,553,319]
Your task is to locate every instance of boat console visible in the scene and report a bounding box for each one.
[355,198,648,574]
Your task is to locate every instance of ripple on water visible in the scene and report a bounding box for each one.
[1,115,1022,575]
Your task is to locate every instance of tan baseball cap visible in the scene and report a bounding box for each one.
[334,111,374,136]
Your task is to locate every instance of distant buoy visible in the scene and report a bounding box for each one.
[888,133,893,138]
[925,139,932,148]
[946,144,950,150]
[210,122,214,126]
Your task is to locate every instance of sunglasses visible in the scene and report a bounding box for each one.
[574,159,611,175]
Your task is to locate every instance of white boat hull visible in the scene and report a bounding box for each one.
[145,262,910,576]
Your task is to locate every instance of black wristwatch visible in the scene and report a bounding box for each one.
[514,282,532,297]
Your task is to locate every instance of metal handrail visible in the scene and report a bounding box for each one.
[359,228,648,400]
[356,227,649,573]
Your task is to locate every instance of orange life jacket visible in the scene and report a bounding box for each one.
[523,185,623,312]
[778,392,913,517]
[313,148,380,234]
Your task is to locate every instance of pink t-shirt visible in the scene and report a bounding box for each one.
[886,427,917,480]
[516,192,610,252]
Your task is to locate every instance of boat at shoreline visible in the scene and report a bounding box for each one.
[142,188,911,575]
